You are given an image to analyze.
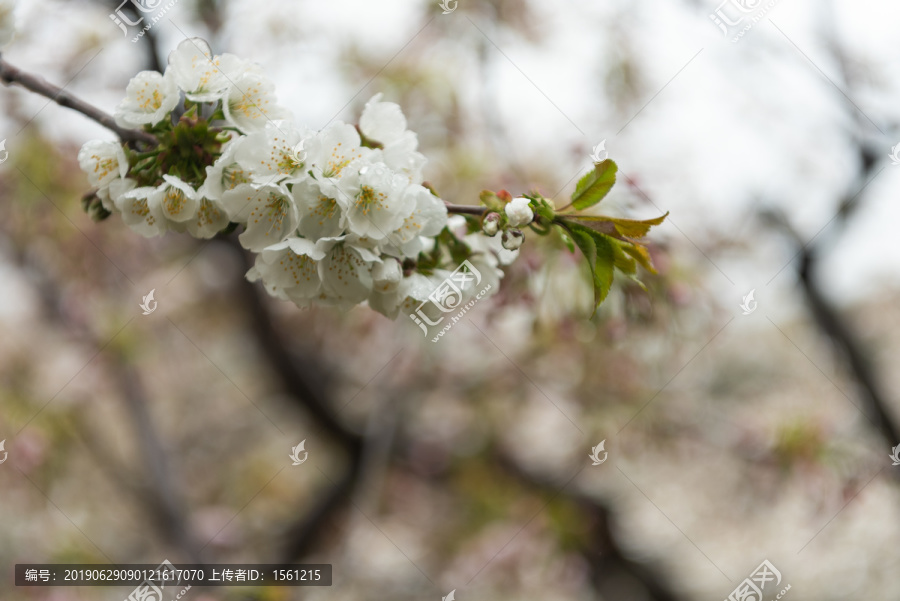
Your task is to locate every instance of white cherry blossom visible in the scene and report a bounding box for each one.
[306,122,369,182]
[292,178,346,240]
[97,177,137,213]
[158,175,200,226]
[234,122,314,183]
[115,186,167,237]
[221,183,299,251]
[77,140,128,189]
[337,162,413,240]
[187,195,230,239]
[381,130,426,184]
[248,237,325,306]
[315,236,381,308]
[360,94,425,183]
[199,136,252,201]
[114,70,179,129]
[167,38,255,102]
[367,257,405,317]
[386,184,447,257]
[223,71,291,133]
[360,94,407,145]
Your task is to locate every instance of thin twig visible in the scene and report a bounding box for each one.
[444,202,487,216]
[0,55,158,146]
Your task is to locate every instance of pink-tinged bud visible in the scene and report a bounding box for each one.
[482,212,500,236]
[502,228,524,250]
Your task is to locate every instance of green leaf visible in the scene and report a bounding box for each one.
[568,224,596,266]
[621,243,657,274]
[567,223,615,315]
[610,239,637,275]
[603,213,668,238]
[625,273,648,292]
[563,212,668,239]
[590,233,615,308]
[558,228,576,254]
[571,159,618,211]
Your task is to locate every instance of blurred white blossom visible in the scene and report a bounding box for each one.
[0,0,17,48]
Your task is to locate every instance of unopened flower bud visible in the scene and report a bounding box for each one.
[372,257,402,292]
[82,192,111,222]
[482,212,500,236]
[505,196,534,227]
[502,228,524,250]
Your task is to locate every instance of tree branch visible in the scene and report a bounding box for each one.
[0,55,158,146]
[226,236,365,560]
[758,18,900,463]
[3,239,200,562]
[762,209,900,453]
[444,202,487,216]
[482,449,684,601]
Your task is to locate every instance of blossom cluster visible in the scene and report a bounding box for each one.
[77,38,518,318]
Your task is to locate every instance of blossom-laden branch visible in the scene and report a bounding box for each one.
[0,27,664,319]
[0,55,158,146]
[446,167,668,313]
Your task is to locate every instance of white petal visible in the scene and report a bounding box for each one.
[221,184,299,251]
[359,95,407,145]
[158,175,200,223]
[114,70,179,128]
[200,136,252,201]
[293,179,346,240]
[77,140,128,188]
[116,186,167,237]
[223,72,291,133]
[317,242,374,305]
